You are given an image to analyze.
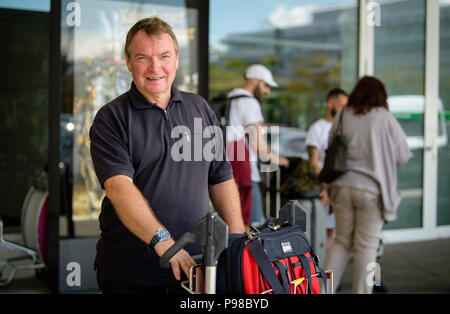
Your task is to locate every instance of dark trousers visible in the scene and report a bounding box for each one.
[99,279,188,295]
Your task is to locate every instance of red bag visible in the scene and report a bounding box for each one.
[216,219,327,294]
[226,139,252,225]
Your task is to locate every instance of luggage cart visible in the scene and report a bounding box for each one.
[180,264,334,295]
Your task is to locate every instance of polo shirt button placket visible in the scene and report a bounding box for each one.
[162,103,176,146]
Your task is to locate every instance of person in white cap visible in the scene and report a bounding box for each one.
[225,64,289,227]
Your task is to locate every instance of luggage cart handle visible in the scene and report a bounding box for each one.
[159,232,196,269]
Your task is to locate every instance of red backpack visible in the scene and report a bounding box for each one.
[216,219,327,294]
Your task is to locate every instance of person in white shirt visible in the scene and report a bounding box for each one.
[226,64,289,226]
[305,88,348,250]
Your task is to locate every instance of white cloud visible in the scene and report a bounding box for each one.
[268,4,317,29]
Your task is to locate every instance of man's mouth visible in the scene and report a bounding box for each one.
[146,76,164,81]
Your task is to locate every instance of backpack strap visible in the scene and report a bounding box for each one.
[219,94,253,143]
[224,95,253,124]
[317,266,328,294]
[298,254,328,294]
[227,94,254,101]
[308,246,328,294]
[274,261,291,293]
[247,239,290,294]
[226,94,254,112]
[298,254,313,294]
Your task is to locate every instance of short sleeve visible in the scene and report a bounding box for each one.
[208,159,234,185]
[305,122,321,149]
[241,98,264,127]
[89,108,134,188]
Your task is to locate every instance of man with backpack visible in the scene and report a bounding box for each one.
[223,64,289,227]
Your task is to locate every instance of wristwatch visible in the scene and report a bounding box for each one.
[149,228,171,249]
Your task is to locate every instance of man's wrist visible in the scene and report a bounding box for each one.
[149,228,172,249]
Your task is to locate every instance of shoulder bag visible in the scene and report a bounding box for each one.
[318,110,348,183]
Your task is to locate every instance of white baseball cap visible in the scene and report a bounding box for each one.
[244,64,278,87]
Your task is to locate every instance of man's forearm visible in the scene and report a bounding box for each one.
[248,123,271,159]
[248,123,288,166]
[104,175,163,245]
[307,145,321,175]
[104,175,196,280]
[209,179,245,234]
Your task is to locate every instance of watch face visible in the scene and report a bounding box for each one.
[150,228,171,248]
[157,229,170,240]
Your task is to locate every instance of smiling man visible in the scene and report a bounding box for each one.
[89,17,245,294]
[125,28,179,108]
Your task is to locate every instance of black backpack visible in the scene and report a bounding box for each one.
[209,91,252,143]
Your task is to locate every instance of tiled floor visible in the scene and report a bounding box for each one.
[338,238,450,294]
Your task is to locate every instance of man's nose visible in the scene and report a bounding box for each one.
[147,58,161,72]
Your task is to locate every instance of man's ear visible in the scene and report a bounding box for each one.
[327,99,334,111]
[125,53,132,72]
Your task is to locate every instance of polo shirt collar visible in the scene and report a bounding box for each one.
[129,81,183,110]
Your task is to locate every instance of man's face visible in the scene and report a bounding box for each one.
[253,80,271,101]
[125,30,179,104]
[329,94,348,117]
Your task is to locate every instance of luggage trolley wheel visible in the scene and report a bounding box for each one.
[21,186,49,270]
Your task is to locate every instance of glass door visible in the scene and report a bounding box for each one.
[60,0,204,236]
[374,0,426,230]
[210,0,359,216]
[438,0,450,226]
[0,1,50,228]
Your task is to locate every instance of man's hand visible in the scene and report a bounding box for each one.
[266,154,290,167]
[278,156,290,167]
[248,123,289,168]
[319,188,330,206]
[154,238,196,281]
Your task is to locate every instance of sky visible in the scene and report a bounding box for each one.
[2,0,449,47]
[209,0,357,46]
[0,0,50,12]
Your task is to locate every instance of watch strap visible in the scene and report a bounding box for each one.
[149,228,170,249]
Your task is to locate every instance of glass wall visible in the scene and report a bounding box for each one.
[209,0,358,130]
[438,0,450,226]
[60,0,202,236]
[374,0,426,230]
[0,1,50,225]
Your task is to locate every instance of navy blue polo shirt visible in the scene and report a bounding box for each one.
[89,82,233,286]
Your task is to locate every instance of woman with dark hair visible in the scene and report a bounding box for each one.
[323,76,410,294]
